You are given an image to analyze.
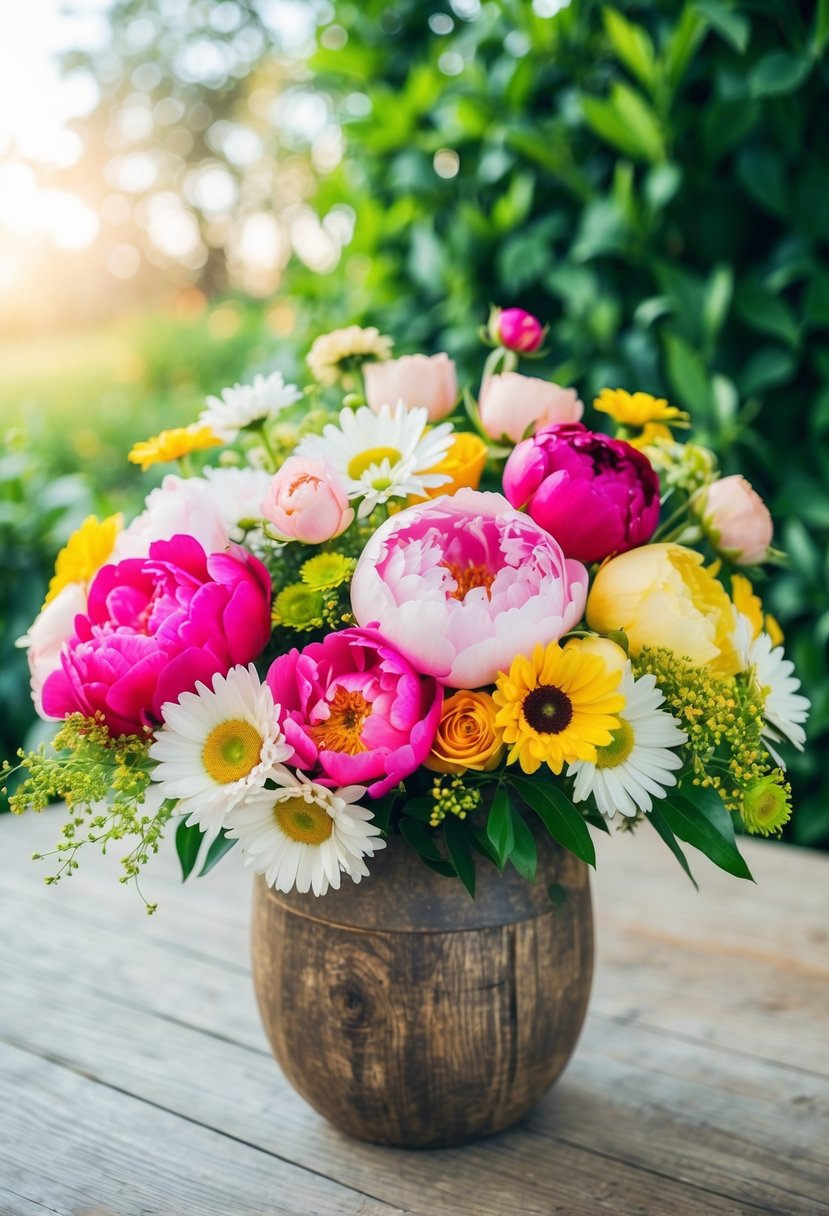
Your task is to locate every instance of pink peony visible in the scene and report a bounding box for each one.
[266,627,443,798]
[20,583,88,717]
[261,456,354,544]
[350,489,588,689]
[701,475,773,566]
[363,353,458,422]
[490,307,545,353]
[503,423,661,564]
[41,536,272,735]
[478,372,583,444]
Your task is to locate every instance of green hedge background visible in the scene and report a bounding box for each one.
[2,0,827,845]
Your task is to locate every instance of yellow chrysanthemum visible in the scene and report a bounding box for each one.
[731,574,784,646]
[45,513,122,606]
[128,425,221,471]
[493,640,625,776]
[594,388,690,429]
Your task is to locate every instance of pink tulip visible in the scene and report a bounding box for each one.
[266,627,443,798]
[491,307,545,353]
[261,456,354,544]
[502,423,661,564]
[363,353,458,422]
[41,536,272,735]
[350,488,588,689]
[478,372,583,444]
[701,475,773,566]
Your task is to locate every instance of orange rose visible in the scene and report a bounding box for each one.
[409,431,488,505]
[425,690,504,774]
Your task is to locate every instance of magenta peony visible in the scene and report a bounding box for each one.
[261,456,354,544]
[700,475,773,566]
[266,627,443,798]
[478,372,583,444]
[502,423,661,563]
[490,307,545,353]
[350,489,588,689]
[41,536,272,735]
[363,353,458,422]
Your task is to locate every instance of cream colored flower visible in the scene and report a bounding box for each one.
[306,326,394,386]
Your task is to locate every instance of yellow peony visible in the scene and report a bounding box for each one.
[594,388,689,429]
[45,513,122,606]
[409,430,488,505]
[586,543,739,674]
[425,690,504,774]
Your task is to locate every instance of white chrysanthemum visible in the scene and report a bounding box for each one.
[295,402,454,517]
[568,669,687,820]
[226,773,386,896]
[199,371,302,441]
[306,325,393,386]
[149,665,294,841]
[743,626,810,763]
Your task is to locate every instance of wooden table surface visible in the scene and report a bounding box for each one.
[2,810,828,1216]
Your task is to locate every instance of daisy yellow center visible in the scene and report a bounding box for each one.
[202,719,263,784]
[310,686,371,755]
[442,561,495,602]
[348,446,402,480]
[274,796,334,844]
[594,720,635,769]
[522,685,574,735]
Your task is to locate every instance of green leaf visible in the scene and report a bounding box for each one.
[399,796,436,823]
[444,818,476,898]
[737,285,800,347]
[749,52,811,98]
[665,5,706,86]
[736,149,787,216]
[469,825,501,867]
[198,830,237,878]
[581,83,664,163]
[693,0,750,53]
[603,8,657,91]
[486,786,514,869]
[509,776,596,868]
[663,332,713,417]
[547,882,568,908]
[508,808,538,882]
[175,819,203,882]
[648,807,699,890]
[816,0,829,56]
[400,817,443,861]
[739,347,797,396]
[702,265,734,345]
[659,792,754,880]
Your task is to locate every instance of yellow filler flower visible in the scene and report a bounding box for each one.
[45,513,122,605]
[493,640,625,776]
[594,388,689,429]
[128,425,221,471]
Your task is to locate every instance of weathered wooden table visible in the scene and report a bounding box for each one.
[2,810,827,1216]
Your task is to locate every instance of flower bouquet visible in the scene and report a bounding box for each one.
[6,307,810,1146]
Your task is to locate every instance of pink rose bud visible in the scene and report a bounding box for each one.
[491,307,545,353]
[363,353,458,422]
[502,423,661,564]
[479,371,583,445]
[701,475,773,566]
[261,456,354,544]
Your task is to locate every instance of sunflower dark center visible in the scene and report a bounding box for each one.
[522,685,573,734]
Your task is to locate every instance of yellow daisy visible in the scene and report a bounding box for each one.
[45,513,122,605]
[731,573,784,647]
[493,639,626,776]
[128,424,221,471]
[626,422,674,451]
[594,388,690,429]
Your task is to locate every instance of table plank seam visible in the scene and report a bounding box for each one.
[0,1187,63,1216]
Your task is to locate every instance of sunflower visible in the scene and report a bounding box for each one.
[594,388,689,429]
[493,640,625,776]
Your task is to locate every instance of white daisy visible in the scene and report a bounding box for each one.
[199,371,302,441]
[226,773,386,896]
[568,669,687,820]
[743,627,810,763]
[148,664,294,841]
[295,401,454,517]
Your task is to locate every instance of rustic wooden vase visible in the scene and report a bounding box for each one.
[250,828,593,1148]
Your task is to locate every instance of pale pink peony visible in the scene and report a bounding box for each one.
[266,627,443,797]
[350,489,588,689]
[261,456,354,544]
[491,307,545,353]
[363,353,458,422]
[19,582,88,717]
[701,475,773,566]
[478,372,583,444]
[41,535,272,735]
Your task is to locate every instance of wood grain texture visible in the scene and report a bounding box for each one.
[2,811,829,1215]
[251,831,593,1147]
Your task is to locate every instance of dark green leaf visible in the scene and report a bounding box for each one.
[508,808,538,882]
[660,792,754,880]
[648,807,699,890]
[399,817,444,862]
[198,830,237,878]
[694,0,750,53]
[750,52,811,99]
[663,332,713,417]
[547,882,569,908]
[444,818,476,898]
[486,786,515,869]
[175,819,203,882]
[470,826,501,867]
[509,776,596,868]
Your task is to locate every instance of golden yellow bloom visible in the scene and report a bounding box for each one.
[128,425,221,471]
[594,388,689,429]
[306,325,394,386]
[493,640,625,776]
[45,513,122,606]
[587,543,739,674]
[409,431,488,505]
[566,635,629,676]
[425,690,504,774]
[626,422,674,450]
[731,574,783,646]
